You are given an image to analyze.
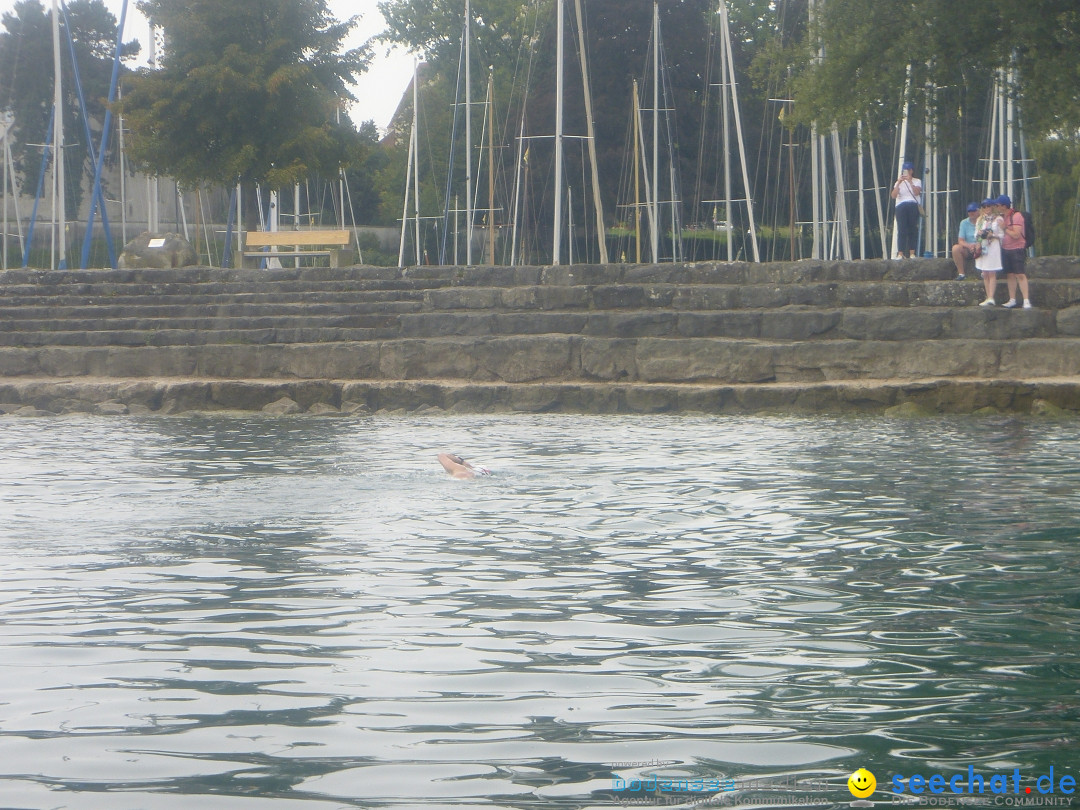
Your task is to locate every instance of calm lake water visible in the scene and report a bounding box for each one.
[1,413,1078,809]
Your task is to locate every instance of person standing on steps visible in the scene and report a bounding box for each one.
[975,198,1004,307]
[952,202,981,280]
[997,194,1032,309]
[891,161,923,259]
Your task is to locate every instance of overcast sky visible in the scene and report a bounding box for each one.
[0,0,415,132]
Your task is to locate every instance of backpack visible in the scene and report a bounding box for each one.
[1021,212,1035,249]
[1011,211,1035,250]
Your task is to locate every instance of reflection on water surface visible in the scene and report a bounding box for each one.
[1,413,1078,808]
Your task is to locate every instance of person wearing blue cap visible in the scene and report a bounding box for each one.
[951,202,981,280]
[997,194,1032,308]
[890,161,923,259]
[974,198,1004,306]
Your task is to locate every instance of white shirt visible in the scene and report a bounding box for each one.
[894,177,922,205]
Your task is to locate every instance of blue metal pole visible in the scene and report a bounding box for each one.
[57,0,119,269]
[82,0,128,269]
[24,107,55,268]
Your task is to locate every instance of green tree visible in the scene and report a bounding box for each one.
[342,119,389,225]
[120,0,370,227]
[1031,139,1080,255]
[0,0,139,207]
[782,0,1080,140]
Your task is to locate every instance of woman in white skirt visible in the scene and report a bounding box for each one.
[974,198,1004,306]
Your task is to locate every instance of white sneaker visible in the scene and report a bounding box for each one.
[1023,300,1033,309]
[1003,299,1018,308]
[979,299,995,307]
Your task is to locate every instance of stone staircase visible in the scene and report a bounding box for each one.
[0,256,1078,415]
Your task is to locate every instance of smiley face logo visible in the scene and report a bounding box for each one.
[848,768,876,798]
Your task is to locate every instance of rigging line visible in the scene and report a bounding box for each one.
[756,63,784,258]
[692,6,720,231]
[341,169,364,264]
[1070,168,1080,256]
[499,0,540,144]
[461,9,517,258]
[580,137,589,263]
[506,12,542,264]
[470,84,491,240]
[658,31,684,261]
[440,29,467,265]
[24,106,55,269]
[500,5,543,173]
[755,5,784,260]
[509,0,544,138]
[974,76,1000,187]
[613,90,637,259]
[489,6,529,236]
[417,68,440,214]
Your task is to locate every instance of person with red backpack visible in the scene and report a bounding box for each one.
[997,194,1032,309]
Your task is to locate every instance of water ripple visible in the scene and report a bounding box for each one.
[1,414,1079,807]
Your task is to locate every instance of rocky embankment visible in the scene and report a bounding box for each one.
[0,257,1078,416]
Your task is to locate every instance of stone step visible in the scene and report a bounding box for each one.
[1,375,1078,416]
[1,279,1077,323]
[0,312,395,334]
[388,257,1080,286]
[0,265,409,285]
[421,279,1080,312]
[1,255,1074,293]
[398,306,1078,341]
[0,289,428,308]
[0,306,1075,345]
[0,280,436,301]
[0,336,1076,383]
[0,327,378,347]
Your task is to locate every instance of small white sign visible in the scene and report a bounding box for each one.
[147,238,166,248]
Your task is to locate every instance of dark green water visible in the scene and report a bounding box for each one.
[0,413,1078,809]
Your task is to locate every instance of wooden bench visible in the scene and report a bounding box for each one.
[241,229,354,269]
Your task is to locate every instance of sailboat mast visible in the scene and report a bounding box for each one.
[2,115,9,270]
[412,62,422,264]
[510,118,524,267]
[651,1,659,263]
[720,2,732,260]
[858,120,866,259]
[486,70,495,264]
[398,62,418,268]
[553,0,564,265]
[572,0,608,263]
[1005,64,1015,200]
[51,0,66,268]
[892,65,912,259]
[118,86,128,244]
[718,0,760,262]
[465,0,473,265]
[633,80,641,263]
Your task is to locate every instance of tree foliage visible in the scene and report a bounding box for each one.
[782,0,1080,139]
[0,0,139,205]
[120,0,370,195]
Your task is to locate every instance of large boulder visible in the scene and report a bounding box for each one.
[118,232,197,269]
